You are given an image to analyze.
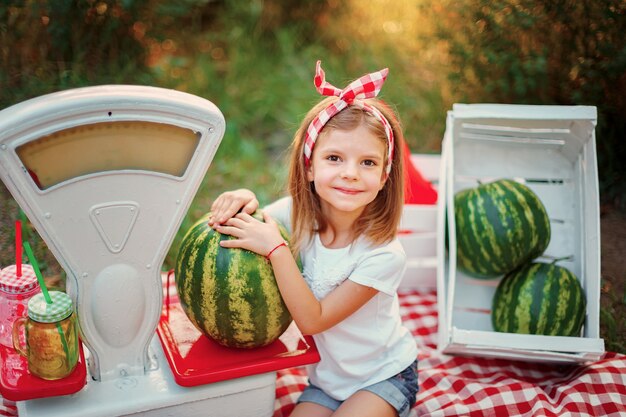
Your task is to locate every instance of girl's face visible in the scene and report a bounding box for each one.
[306,123,387,220]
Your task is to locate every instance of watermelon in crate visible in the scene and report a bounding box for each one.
[454,179,550,278]
[175,212,294,349]
[492,262,586,336]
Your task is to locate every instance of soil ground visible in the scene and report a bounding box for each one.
[599,204,626,353]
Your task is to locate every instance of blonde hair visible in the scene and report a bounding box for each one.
[287,96,405,254]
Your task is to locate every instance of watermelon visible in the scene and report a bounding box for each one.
[454,179,550,278]
[174,212,293,348]
[491,262,586,336]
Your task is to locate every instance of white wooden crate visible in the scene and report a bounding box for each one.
[437,104,605,363]
[398,154,441,290]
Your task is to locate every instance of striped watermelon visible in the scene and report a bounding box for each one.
[175,212,293,348]
[454,179,550,278]
[491,262,586,336]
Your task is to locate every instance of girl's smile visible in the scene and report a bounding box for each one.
[334,187,362,195]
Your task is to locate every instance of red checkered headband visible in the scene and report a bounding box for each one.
[303,61,395,175]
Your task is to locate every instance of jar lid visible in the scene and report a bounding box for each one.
[0,264,39,295]
[28,291,74,323]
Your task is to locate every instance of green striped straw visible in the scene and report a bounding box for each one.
[23,241,71,362]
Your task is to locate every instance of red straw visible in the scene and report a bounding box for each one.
[15,220,22,277]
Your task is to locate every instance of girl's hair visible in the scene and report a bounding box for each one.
[287,96,405,254]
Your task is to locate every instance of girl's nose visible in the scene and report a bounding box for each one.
[340,162,359,180]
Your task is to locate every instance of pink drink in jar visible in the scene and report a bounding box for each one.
[0,264,40,348]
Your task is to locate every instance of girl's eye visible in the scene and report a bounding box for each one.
[362,159,377,167]
[327,155,340,162]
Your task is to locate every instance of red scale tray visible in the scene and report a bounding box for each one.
[156,281,320,387]
[0,342,87,401]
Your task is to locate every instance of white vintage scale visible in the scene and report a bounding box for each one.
[0,86,318,416]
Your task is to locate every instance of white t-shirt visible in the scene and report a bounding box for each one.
[265,197,418,401]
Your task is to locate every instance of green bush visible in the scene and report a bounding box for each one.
[0,1,157,107]
[427,0,626,206]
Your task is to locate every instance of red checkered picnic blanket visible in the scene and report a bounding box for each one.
[274,290,626,417]
[0,399,16,417]
[3,288,623,416]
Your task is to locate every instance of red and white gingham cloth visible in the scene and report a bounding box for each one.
[0,399,16,417]
[274,290,626,417]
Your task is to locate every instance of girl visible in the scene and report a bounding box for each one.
[210,61,418,417]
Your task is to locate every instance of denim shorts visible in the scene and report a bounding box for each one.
[298,359,419,417]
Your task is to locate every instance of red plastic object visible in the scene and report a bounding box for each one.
[402,140,438,205]
[0,342,87,401]
[157,278,320,387]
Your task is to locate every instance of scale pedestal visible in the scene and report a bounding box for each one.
[17,338,277,417]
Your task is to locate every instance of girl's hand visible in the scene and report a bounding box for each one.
[209,188,259,226]
[215,211,285,257]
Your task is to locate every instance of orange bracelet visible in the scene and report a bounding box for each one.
[266,241,288,260]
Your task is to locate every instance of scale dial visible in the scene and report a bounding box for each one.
[17,121,200,190]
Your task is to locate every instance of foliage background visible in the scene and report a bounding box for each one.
[0,0,624,352]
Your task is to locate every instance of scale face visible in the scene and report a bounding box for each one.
[0,85,225,381]
[17,121,201,190]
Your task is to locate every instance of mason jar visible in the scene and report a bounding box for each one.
[13,291,79,380]
[0,264,40,348]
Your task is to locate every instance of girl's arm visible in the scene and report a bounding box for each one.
[270,249,379,334]
[215,212,378,335]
